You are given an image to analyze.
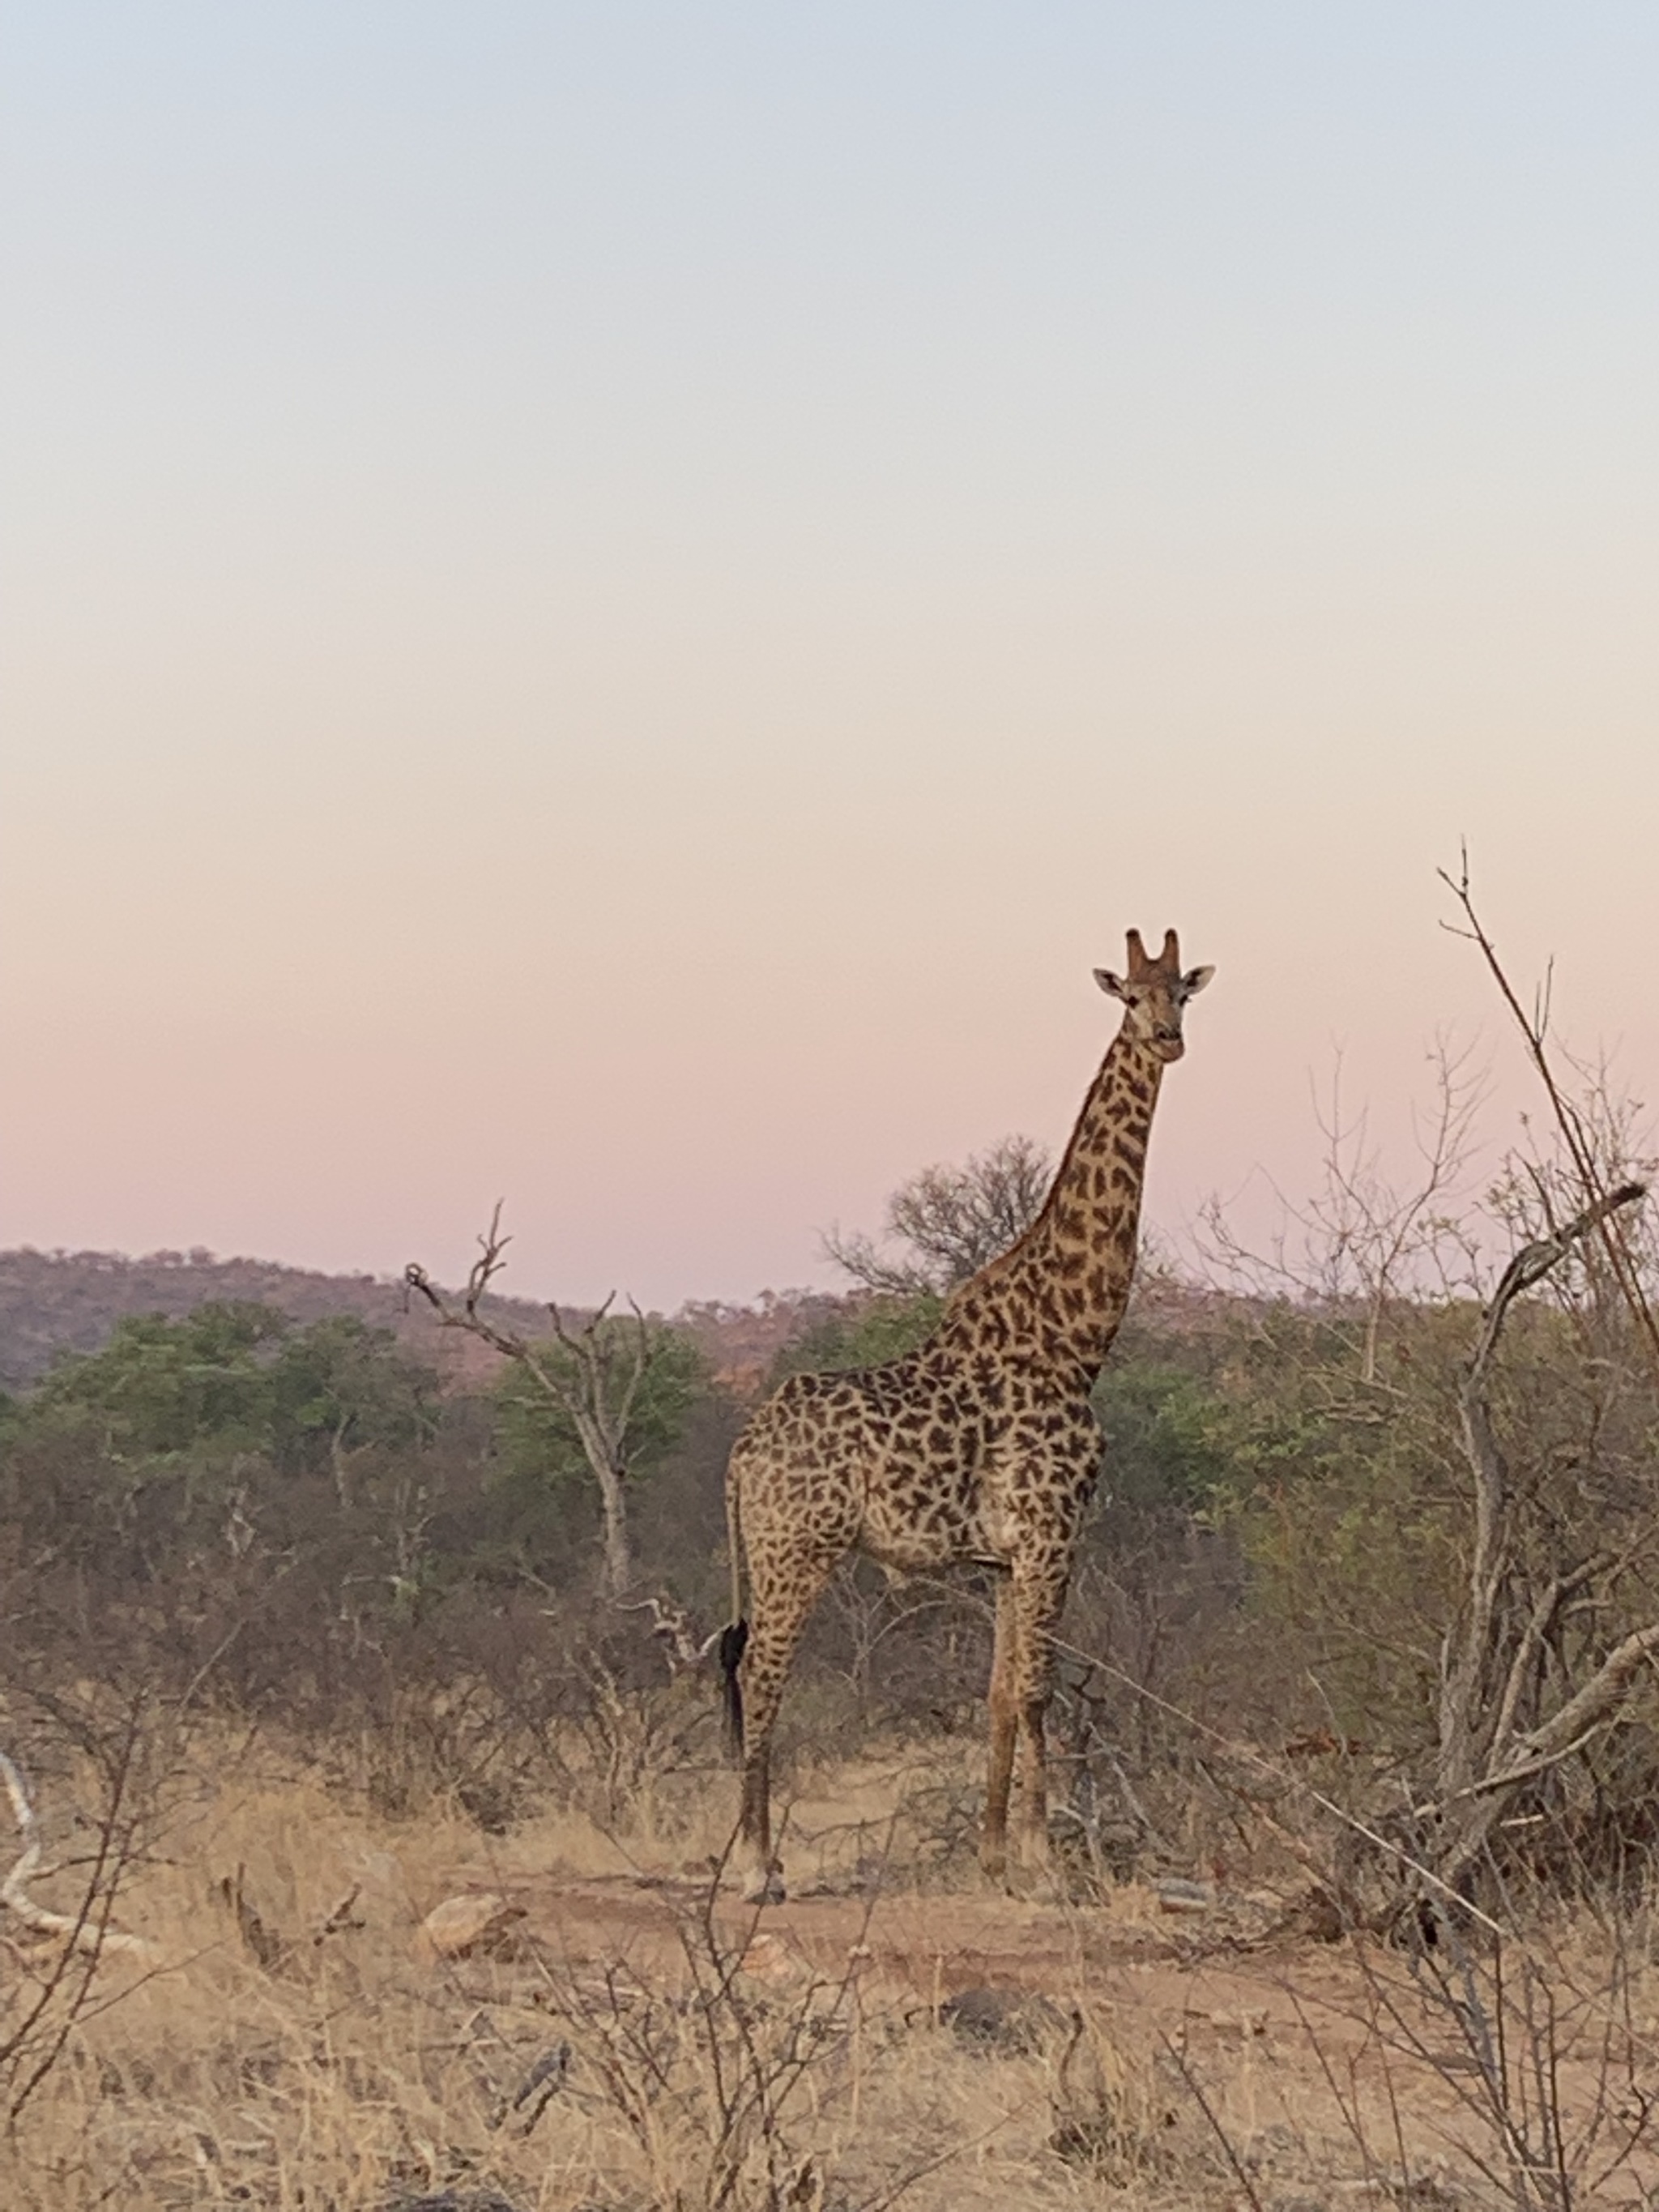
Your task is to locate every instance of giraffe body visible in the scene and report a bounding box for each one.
[723,929,1212,1902]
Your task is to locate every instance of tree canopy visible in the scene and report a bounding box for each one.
[17,1301,439,1472]
[823,1134,1051,1294]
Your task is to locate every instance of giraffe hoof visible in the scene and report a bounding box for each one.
[1004,1842,1064,1903]
[740,1860,787,1906]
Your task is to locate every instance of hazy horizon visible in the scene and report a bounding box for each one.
[6,6,1657,1309]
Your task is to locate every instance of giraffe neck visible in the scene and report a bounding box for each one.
[945,1023,1165,1376]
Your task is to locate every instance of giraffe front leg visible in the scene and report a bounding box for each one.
[980,1573,1017,1885]
[736,1730,783,1905]
[1009,1553,1070,1883]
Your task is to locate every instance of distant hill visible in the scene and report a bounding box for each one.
[0,1247,849,1399]
[0,1247,554,1393]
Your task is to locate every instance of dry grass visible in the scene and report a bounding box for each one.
[4,1726,1659,2210]
[0,1734,1205,2211]
[0,1738,1150,2212]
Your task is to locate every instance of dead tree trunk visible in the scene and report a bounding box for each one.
[406,1206,656,1597]
[1421,1180,1649,1902]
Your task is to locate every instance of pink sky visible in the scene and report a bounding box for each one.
[5,8,1657,1310]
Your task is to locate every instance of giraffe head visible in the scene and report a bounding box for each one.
[1093,929,1214,1062]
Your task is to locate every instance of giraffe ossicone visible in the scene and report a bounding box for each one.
[721,927,1213,1903]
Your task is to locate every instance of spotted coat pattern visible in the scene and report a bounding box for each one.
[724,930,1213,1902]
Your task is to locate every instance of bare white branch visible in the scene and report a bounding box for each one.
[406,1211,672,1594]
[0,1750,155,1958]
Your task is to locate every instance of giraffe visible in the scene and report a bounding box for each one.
[719,928,1214,1902]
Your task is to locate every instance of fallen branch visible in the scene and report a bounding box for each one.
[616,1593,723,1672]
[0,1752,155,1959]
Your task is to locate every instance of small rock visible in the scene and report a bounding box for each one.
[738,1931,799,1981]
[1154,1877,1217,1914]
[936,1986,1071,2052]
[413,1893,527,1962]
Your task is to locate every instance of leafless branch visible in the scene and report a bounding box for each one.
[1427,1179,1652,1892]
[406,1208,661,1592]
[1452,1182,1647,1668]
[616,1594,723,1672]
[1440,849,1659,1386]
[0,1751,154,1959]
[313,1882,365,1944]
[1195,1036,1489,1363]
[404,1199,531,1360]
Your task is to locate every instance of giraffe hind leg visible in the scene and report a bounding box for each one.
[733,1552,837,1904]
[980,1573,1017,1885]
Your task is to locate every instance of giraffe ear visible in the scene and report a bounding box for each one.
[1181,965,1216,997]
[1094,968,1129,1001]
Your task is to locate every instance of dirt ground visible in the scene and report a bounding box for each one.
[426,1851,1659,2210]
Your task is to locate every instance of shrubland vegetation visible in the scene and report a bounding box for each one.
[5,875,1659,2209]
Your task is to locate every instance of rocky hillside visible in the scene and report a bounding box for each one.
[0,1248,848,1398]
[0,1247,554,1393]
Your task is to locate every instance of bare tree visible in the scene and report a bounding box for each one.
[1421,1177,1650,1902]
[1440,849,1659,1385]
[823,1134,1053,1294]
[406,1207,666,1596]
[1188,864,1659,1923]
[1388,860,1659,1903]
[1199,1037,1488,1381]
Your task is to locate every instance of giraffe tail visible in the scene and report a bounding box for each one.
[718,1619,748,1761]
[719,1472,748,1761]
